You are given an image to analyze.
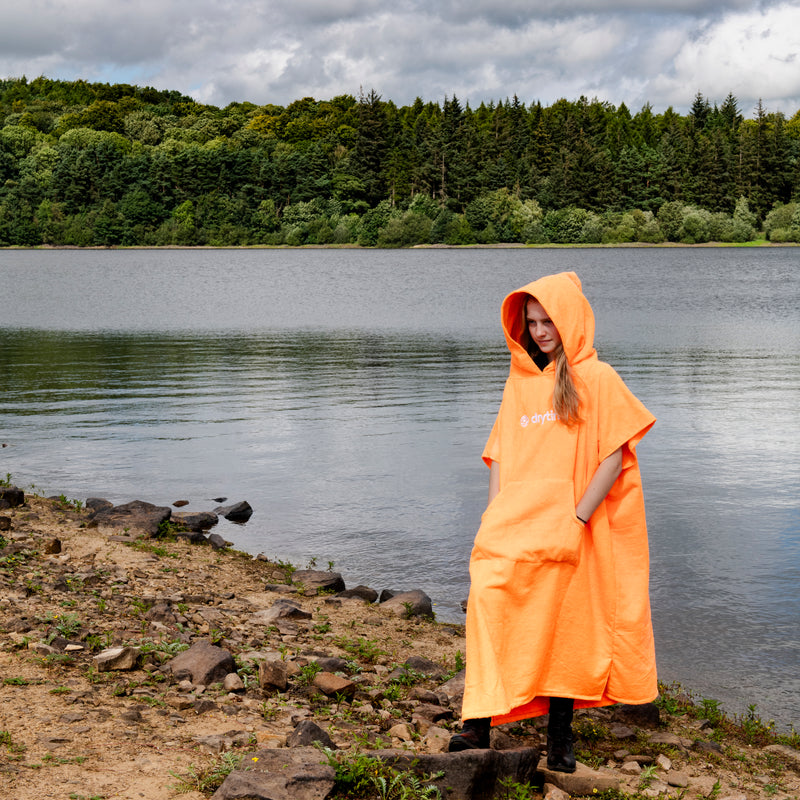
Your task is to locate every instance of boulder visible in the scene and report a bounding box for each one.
[259,660,289,692]
[380,589,433,619]
[312,671,356,698]
[93,500,171,538]
[166,639,237,686]
[287,720,335,749]
[94,646,140,672]
[336,585,378,603]
[375,747,540,800]
[0,485,24,508]
[212,746,335,800]
[537,756,619,796]
[85,497,113,515]
[171,510,219,531]
[292,569,346,594]
[249,600,312,625]
[213,501,253,522]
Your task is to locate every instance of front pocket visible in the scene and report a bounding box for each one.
[472,479,584,565]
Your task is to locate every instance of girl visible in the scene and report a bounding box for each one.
[450,272,656,773]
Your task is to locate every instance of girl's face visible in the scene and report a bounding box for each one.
[526,298,562,362]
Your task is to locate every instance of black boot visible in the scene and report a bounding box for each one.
[448,717,491,751]
[546,697,576,773]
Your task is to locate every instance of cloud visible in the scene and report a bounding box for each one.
[0,0,797,115]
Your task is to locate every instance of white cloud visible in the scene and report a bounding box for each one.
[0,0,797,115]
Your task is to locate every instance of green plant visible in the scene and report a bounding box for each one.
[638,763,658,789]
[318,746,382,796]
[55,493,84,511]
[497,776,537,799]
[297,661,323,686]
[334,635,387,664]
[738,703,775,744]
[373,769,444,800]
[699,696,724,726]
[0,472,12,487]
[49,686,72,695]
[52,612,83,638]
[170,751,246,794]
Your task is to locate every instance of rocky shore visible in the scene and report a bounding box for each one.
[1,485,798,800]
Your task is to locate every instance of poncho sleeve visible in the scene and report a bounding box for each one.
[591,362,655,468]
[481,413,501,467]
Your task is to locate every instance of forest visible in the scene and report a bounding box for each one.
[1,75,799,247]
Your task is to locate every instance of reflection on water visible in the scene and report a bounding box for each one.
[0,246,798,728]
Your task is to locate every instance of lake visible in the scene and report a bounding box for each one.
[1,246,798,729]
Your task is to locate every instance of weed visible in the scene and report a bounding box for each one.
[3,676,30,686]
[55,494,83,511]
[169,751,245,794]
[334,635,387,664]
[0,472,12,487]
[313,621,332,634]
[638,763,658,789]
[738,703,775,744]
[297,661,323,686]
[699,696,724,726]
[373,769,444,800]
[49,686,72,695]
[497,776,537,799]
[573,716,608,742]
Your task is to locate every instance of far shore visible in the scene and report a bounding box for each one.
[2,240,798,251]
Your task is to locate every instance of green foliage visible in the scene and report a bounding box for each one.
[333,635,387,664]
[169,751,245,794]
[0,79,794,247]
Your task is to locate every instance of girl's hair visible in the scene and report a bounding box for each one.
[521,295,581,426]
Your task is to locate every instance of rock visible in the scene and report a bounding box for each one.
[336,585,379,603]
[208,533,230,550]
[609,723,636,739]
[145,602,177,624]
[656,753,672,770]
[543,784,571,800]
[292,569,346,594]
[212,747,335,800]
[695,739,724,755]
[422,726,451,753]
[376,747,540,800]
[0,486,24,507]
[42,537,61,554]
[717,794,747,800]
[167,639,237,685]
[620,760,642,774]
[173,499,190,507]
[224,673,245,692]
[0,516,11,531]
[213,501,253,522]
[667,769,689,787]
[287,720,334,749]
[393,655,447,681]
[613,702,660,728]
[94,646,140,672]
[85,497,113,515]
[93,500,171,538]
[249,599,312,624]
[259,660,289,692]
[172,510,219,531]
[411,703,452,724]
[380,589,433,619]
[538,756,620,795]
[312,671,356,698]
[312,656,350,674]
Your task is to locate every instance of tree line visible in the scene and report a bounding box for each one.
[1,76,799,247]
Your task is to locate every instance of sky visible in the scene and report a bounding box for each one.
[1,0,799,117]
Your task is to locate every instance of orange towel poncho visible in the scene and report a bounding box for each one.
[463,272,656,725]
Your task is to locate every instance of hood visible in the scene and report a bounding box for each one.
[501,271,596,374]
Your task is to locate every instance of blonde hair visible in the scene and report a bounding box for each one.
[520,295,581,426]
